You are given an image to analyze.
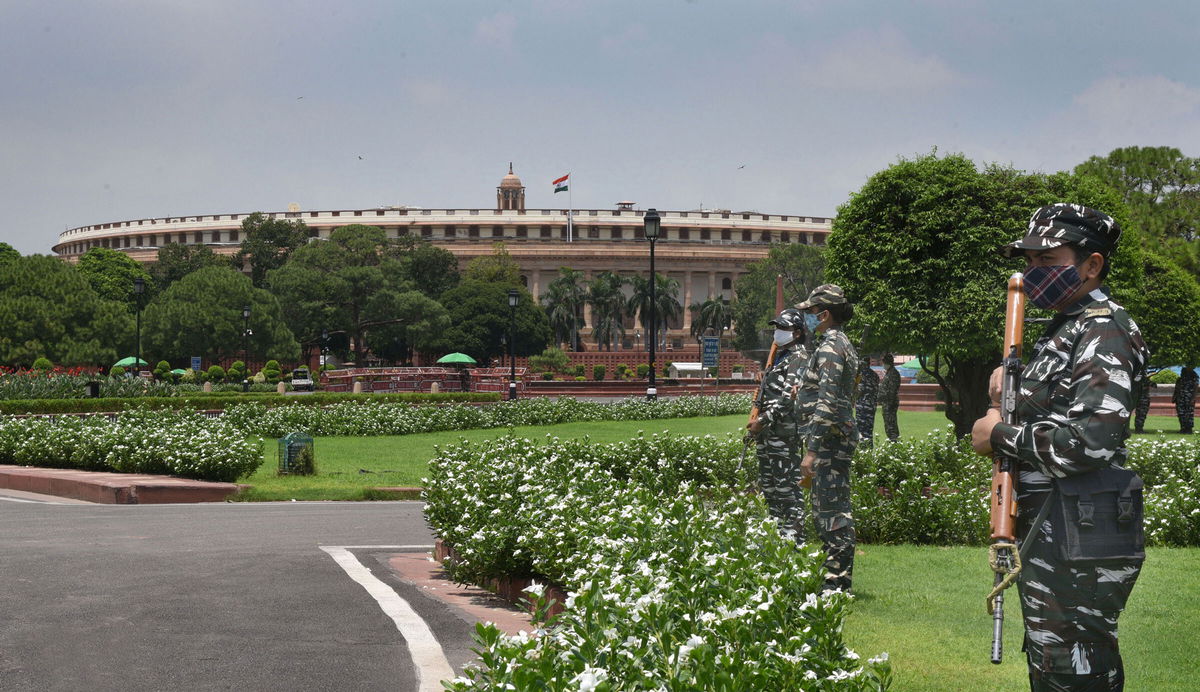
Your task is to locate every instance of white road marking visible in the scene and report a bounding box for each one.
[321,545,454,691]
[0,495,62,504]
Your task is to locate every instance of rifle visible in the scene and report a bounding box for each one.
[987,272,1025,664]
[743,277,786,447]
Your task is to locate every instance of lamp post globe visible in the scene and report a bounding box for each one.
[507,288,519,401]
[643,208,661,402]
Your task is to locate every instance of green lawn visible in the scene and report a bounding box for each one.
[237,409,1195,501]
[845,545,1198,691]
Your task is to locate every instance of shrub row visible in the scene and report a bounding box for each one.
[0,391,499,415]
[223,394,749,438]
[0,409,262,482]
[426,433,890,690]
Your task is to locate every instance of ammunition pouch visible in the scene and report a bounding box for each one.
[1051,467,1145,565]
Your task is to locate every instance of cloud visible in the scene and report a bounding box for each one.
[474,12,517,51]
[784,26,964,94]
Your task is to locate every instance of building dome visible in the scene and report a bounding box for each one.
[499,162,523,189]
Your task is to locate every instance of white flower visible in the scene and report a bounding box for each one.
[574,666,607,691]
[523,583,545,598]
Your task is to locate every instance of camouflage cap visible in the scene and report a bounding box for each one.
[998,203,1121,259]
[795,283,848,310]
[768,307,805,330]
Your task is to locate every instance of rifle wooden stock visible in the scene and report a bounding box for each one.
[748,341,780,425]
[989,271,1025,664]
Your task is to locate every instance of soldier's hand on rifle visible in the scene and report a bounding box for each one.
[971,407,1002,455]
[800,450,816,479]
[746,418,764,435]
[988,365,1005,406]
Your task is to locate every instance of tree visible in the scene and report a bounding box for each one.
[826,152,1142,436]
[0,242,19,265]
[236,212,309,287]
[587,271,628,351]
[361,290,452,364]
[464,242,521,285]
[75,247,153,308]
[627,274,682,351]
[151,243,232,290]
[436,280,551,363]
[402,240,460,298]
[540,267,587,351]
[731,243,826,353]
[0,255,131,366]
[142,266,299,364]
[267,224,411,364]
[1135,251,1200,367]
[690,297,733,342]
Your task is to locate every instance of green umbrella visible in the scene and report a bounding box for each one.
[436,352,477,365]
[171,368,187,375]
[113,356,149,367]
[899,357,924,369]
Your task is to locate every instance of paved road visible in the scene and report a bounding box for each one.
[0,496,479,691]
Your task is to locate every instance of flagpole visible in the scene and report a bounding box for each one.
[568,175,573,243]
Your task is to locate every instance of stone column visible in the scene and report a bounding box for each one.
[583,269,593,327]
[531,268,542,301]
[682,271,693,330]
[708,270,716,300]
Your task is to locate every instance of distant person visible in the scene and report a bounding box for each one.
[854,356,878,448]
[879,354,901,442]
[1174,366,1197,434]
[1133,365,1154,434]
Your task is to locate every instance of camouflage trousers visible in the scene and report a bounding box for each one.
[756,431,808,542]
[1133,389,1150,433]
[1176,401,1195,434]
[881,402,899,442]
[855,403,876,449]
[812,435,856,591]
[1017,492,1141,690]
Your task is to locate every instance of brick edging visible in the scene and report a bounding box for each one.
[434,538,569,618]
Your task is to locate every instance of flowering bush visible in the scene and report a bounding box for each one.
[426,433,891,690]
[0,409,262,482]
[224,394,751,438]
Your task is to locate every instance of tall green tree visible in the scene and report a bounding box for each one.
[0,242,19,265]
[361,290,452,364]
[237,212,309,287]
[0,255,131,366]
[627,274,682,351]
[464,242,521,285]
[731,243,825,354]
[690,297,733,342]
[75,247,153,308]
[541,267,587,351]
[267,224,411,364]
[151,243,232,290]
[436,281,551,363]
[1136,251,1200,367]
[587,271,628,351]
[401,240,460,298]
[826,151,1141,436]
[143,266,299,364]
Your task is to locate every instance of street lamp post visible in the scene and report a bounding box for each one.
[321,329,329,370]
[132,277,145,376]
[241,305,251,392]
[507,288,519,401]
[643,208,661,402]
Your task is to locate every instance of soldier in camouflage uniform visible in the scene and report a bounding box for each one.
[747,308,810,542]
[879,354,901,442]
[1133,366,1153,434]
[795,284,859,592]
[855,357,879,448]
[1172,366,1197,434]
[972,204,1147,691]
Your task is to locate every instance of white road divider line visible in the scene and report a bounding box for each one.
[321,545,454,692]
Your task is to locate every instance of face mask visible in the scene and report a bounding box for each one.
[1023,264,1084,310]
[773,329,793,346]
[804,313,822,333]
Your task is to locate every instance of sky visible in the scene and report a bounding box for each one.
[2,0,1198,255]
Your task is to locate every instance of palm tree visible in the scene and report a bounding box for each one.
[690,296,733,342]
[587,271,627,351]
[628,273,682,350]
[541,267,586,350]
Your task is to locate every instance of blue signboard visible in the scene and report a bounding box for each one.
[191,356,202,371]
[701,336,720,368]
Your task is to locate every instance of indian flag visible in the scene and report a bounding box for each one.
[552,173,569,193]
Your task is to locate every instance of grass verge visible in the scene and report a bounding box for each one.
[845,545,1198,691]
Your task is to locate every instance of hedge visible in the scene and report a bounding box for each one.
[0,391,499,415]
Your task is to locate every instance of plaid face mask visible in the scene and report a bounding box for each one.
[1023,263,1083,310]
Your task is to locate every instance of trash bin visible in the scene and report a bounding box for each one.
[85,381,101,398]
[278,432,315,475]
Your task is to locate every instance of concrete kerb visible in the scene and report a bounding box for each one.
[0,465,247,504]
